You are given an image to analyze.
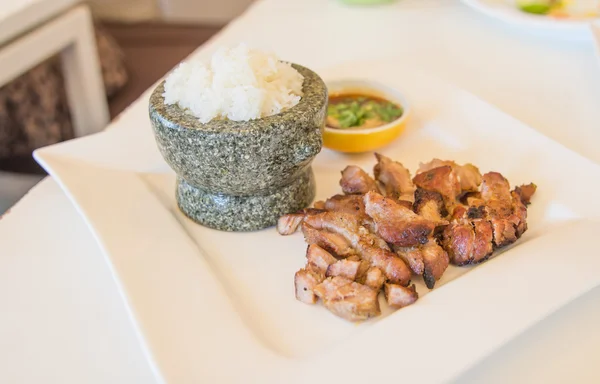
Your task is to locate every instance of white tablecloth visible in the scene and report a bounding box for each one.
[2,0,600,382]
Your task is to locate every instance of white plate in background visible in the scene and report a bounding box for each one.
[592,20,600,63]
[35,61,600,383]
[462,0,598,39]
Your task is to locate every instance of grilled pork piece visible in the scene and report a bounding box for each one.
[357,225,391,250]
[303,211,388,251]
[413,188,449,225]
[363,267,385,290]
[514,183,537,205]
[442,218,494,266]
[384,283,418,309]
[314,277,381,321]
[394,240,449,289]
[326,259,361,280]
[324,194,369,221]
[480,172,511,202]
[511,190,528,238]
[304,211,412,286]
[353,257,369,278]
[394,245,424,275]
[304,211,362,245]
[437,171,530,259]
[324,195,387,239]
[480,172,520,247]
[277,213,305,235]
[443,223,473,266]
[340,166,379,195]
[301,223,355,257]
[347,257,372,284]
[472,220,495,260]
[313,200,326,210]
[363,191,436,247]
[295,268,324,304]
[487,215,517,247]
[459,164,483,192]
[462,192,485,207]
[357,242,412,286]
[418,159,482,193]
[396,200,415,210]
[420,240,450,289]
[373,153,416,203]
[413,165,461,211]
[306,244,338,273]
[276,208,326,235]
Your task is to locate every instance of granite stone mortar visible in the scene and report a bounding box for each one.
[149,64,327,231]
[177,167,316,232]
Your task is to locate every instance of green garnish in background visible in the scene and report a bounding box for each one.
[327,97,403,129]
[520,4,551,14]
[516,0,553,15]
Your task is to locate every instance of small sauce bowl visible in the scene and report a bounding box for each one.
[323,79,410,153]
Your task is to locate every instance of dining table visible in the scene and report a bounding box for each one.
[2,0,600,382]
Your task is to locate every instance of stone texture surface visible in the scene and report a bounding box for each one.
[177,168,315,231]
[149,64,327,231]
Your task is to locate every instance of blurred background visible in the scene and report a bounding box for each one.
[0,0,256,213]
[86,0,256,117]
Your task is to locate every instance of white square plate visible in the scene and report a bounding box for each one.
[35,61,600,383]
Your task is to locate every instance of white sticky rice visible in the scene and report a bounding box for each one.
[162,44,304,123]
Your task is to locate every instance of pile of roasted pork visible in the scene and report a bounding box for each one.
[277,154,536,322]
